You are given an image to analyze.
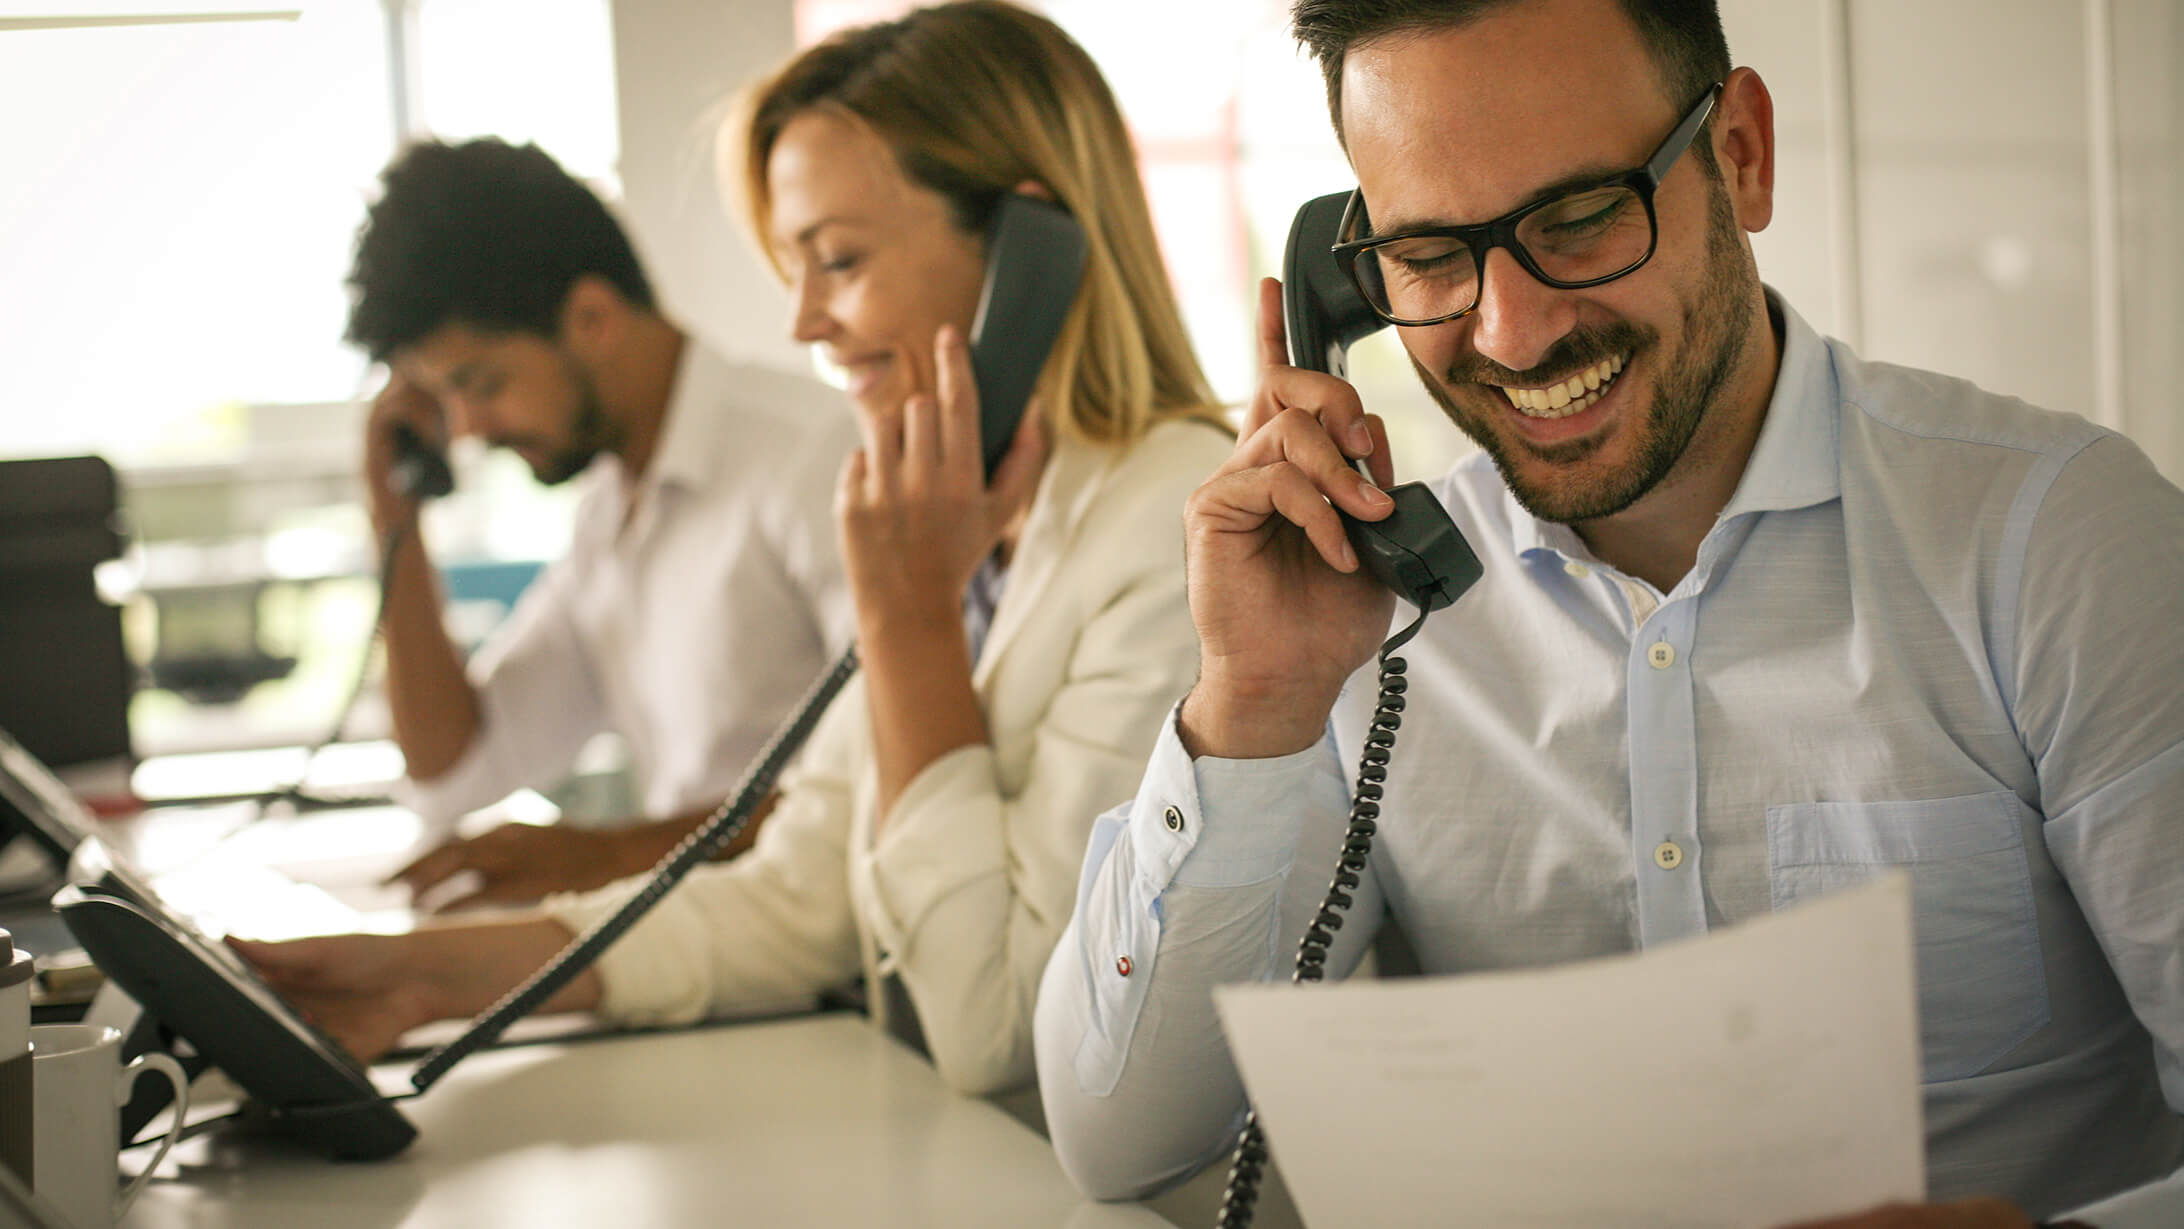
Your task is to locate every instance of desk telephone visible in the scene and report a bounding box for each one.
[1213,193,1485,1228]
[34,194,1088,1160]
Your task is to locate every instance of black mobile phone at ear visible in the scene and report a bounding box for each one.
[388,421,454,502]
[969,194,1088,480]
[1282,191,1480,613]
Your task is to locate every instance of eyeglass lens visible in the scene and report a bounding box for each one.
[1356,184,1653,323]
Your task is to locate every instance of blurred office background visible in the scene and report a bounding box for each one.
[1,0,2178,793]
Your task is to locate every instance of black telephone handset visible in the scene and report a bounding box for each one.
[969,193,1088,478]
[1220,194,1491,1228]
[1281,191,1481,613]
[387,420,454,502]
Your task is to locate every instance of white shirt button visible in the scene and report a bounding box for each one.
[1564,561,1592,578]
[1647,641,1676,669]
[1654,840,1685,870]
[1163,805,1185,833]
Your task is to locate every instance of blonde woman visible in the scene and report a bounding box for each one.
[238,0,1229,1097]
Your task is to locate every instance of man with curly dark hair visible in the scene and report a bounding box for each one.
[349,138,854,906]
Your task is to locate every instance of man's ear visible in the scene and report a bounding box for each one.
[1714,66,1775,234]
[555,274,629,359]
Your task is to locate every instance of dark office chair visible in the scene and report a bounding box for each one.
[0,455,133,777]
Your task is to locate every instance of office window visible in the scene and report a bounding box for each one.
[414,0,621,190]
[0,5,621,756]
[0,5,394,465]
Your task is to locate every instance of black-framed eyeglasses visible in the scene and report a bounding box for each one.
[1333,83,1722,327]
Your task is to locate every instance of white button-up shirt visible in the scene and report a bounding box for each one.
[1035,295,2184,1221]
[401,343,857,826]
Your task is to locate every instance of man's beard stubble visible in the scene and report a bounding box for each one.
[1415,175,1757,526]
[532,362,621,486]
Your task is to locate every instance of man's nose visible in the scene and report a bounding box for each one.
[1464,246,1579,377]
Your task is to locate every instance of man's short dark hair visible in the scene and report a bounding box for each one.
[1290,0,1730,144]
[343,138,655,362]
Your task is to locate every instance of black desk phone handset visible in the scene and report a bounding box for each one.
[50,194,1088,1160]
[387,420,455,502]
[1214,193,1485,1228]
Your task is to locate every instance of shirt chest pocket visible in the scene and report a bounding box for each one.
[1767,791,2048,1082]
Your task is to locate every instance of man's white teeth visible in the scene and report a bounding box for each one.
[1500,355,1624,419]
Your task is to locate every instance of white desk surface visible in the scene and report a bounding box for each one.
[124,1013,1178,1228]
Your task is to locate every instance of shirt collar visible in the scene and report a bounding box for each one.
[1505,286,1841,562]
[638,340,728,497]
[1717,289,1841,520]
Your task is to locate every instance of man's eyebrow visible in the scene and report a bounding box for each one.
[1367,162,1628,237]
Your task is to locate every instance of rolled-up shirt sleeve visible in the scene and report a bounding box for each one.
[1035,705,1368,1200]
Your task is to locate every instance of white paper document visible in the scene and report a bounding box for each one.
[1212,874,1925,1228]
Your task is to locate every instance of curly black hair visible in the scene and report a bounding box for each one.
[343,138,655,361]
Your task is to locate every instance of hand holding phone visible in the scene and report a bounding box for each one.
[365,374,454,516]
[1280,191,1478,617]
[838,194,1085,610]
[1173,281,1409,760]
[1177,193,1482,761]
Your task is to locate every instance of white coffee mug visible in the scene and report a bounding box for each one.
[29,1023,191,1229]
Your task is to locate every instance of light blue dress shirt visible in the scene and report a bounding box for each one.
[1033,294,2184,1220]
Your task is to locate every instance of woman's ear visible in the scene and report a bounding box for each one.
[1010,178,1056,203]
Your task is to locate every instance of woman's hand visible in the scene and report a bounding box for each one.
[837,323,1048,628]
[837,323,1046,820]
[229,932,451,1064]
[231,918,601,1064]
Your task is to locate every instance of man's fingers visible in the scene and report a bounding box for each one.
[1361,413,1396,489]
[412,867,489,915]
[1213,409,1393,522]
[1195,463,1358,573]
[1240,365,1373,449]
[388,840,465,889]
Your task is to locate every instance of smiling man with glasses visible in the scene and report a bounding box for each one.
[1034,1,2184,1225]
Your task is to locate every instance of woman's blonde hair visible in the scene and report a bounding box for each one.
[733,0,1221,448]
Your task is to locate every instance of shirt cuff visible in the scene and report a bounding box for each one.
[540,880,712,1027]
[1125,702,1346,892]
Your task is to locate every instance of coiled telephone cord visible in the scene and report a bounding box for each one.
[1214,609,1426,1229]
